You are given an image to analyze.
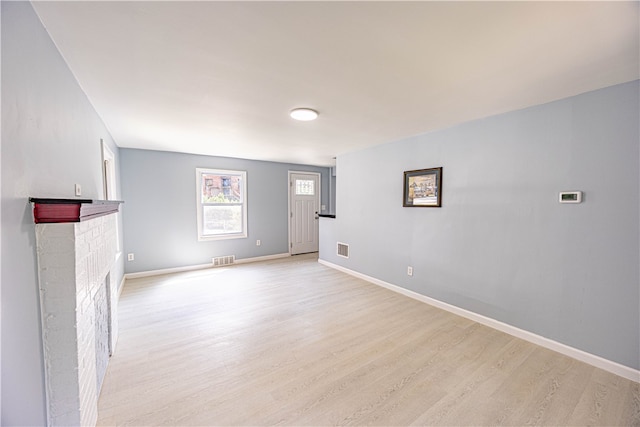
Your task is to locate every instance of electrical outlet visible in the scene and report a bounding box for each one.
[321,205,326,211]
[407,266,413,276]
[256,240,261,246]
[127,253,134,261]
[75,184,82,196]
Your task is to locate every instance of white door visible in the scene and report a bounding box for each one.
[289,172,320,255]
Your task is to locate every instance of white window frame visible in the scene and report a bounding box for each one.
[196,168,248,241]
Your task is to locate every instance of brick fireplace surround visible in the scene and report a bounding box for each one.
[32,199,121,426]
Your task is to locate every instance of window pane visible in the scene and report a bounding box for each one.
[202,174,243,203]
[202,205,243,235]
[196,168,247,241]
[295,179,315,195]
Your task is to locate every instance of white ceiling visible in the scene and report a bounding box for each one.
[33,1,639,167]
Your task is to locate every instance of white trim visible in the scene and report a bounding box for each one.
[234,253,290,265]
[118,275,126,300]
[318,259,640,383]
[101,140,122,255]
[124,253,290,280]
[101,140,116,200]
[125,262,217,279]
[195,168,248,241]
[115,252,124,300]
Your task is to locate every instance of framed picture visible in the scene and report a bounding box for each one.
[403,167,442,207]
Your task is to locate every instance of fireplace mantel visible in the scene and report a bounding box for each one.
[29,198,123,223]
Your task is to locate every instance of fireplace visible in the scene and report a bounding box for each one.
[31,199,122,426]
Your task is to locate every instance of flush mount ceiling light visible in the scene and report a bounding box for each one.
[290,108,318,121]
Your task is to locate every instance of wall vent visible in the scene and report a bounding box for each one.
[337,242,349,258]
[212,255,235,267]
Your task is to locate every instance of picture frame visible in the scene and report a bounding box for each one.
[403,167,442,207]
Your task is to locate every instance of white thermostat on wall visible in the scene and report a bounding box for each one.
[559,191,582,203]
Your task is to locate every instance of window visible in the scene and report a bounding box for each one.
[196,168,247,241]
[295,179,315,195]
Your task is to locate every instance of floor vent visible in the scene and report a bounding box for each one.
[337,242,349,258]
[212,255,235,267]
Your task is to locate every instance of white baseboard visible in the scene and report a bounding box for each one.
[118,275,126,299]
[318,259,640,383]
[124,253,290,280]
[234,253,290,265]
[124,263,213,280]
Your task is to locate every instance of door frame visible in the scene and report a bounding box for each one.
[100,140,119,356]
[101,140,116,201]
[288,171,321,255]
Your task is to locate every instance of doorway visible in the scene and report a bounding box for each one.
[289,171,320,255]
[101,140,120,254]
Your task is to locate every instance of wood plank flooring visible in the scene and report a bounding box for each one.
[97,254,639,426]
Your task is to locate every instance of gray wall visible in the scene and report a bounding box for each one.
[320,80,639,370]
[1,2,124,425]
[120,148,330,274]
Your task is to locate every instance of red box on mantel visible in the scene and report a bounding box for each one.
[29,198,123,224]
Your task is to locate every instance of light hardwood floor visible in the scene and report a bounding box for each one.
[98,254,639,426]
